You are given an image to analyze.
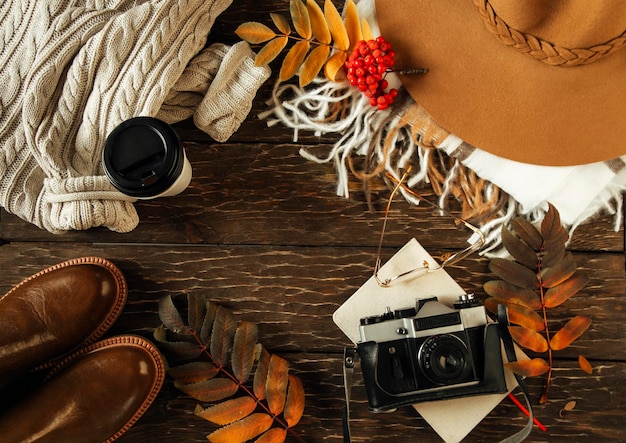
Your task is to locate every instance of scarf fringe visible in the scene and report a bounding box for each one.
[263,79,622,256]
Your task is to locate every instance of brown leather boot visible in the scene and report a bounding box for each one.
[0,257,127,389]
[0,335,165,442]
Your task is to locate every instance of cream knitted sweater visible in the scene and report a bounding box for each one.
[0,0,270,233]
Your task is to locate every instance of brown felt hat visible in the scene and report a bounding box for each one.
[375,0,626,166]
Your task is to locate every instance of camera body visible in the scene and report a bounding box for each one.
[357,295,507,412]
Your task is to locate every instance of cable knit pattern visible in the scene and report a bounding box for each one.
[0,0,270,233]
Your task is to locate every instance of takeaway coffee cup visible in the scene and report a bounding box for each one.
[103,117,192,199]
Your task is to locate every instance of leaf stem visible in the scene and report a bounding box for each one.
[537,251,553,404]
[185,326,304,441]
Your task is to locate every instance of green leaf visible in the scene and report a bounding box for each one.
[290,0,311,39]
[541,252,577,288]
[231,321,259,383]
[550,316,591,351]
[195,397,257,425]
[211,306,236,367]
[511,217,543,250]
[544,271,589,308]
[158,295,187,334]
[489,258,538,289]
[175,377,239,402]
[483,280,542,310]
[167,361,219,384]
[501,225,538,269]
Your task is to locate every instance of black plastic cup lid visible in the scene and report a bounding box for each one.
[103,117,184,198]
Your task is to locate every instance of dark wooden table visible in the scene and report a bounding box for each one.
[1,1,625,441]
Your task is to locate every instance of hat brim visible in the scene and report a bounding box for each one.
[375,0,626,166]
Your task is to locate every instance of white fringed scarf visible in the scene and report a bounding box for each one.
[263,75,626,255]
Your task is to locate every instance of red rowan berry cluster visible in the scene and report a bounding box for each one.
[345,37,398,110]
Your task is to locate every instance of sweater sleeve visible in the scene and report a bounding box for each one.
[0,0,269,234]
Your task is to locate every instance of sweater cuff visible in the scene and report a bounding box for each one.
[194,41,271,142]
[40,176,138,234]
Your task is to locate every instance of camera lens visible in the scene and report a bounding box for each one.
[418,334,472,385]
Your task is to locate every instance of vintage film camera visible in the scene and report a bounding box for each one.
[357,294,508,412]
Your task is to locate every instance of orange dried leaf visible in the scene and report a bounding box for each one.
[306,0,331,44]
[167,361,219,384]
[195,397,257,425]
[187,293,207,332]
[505,302,545,332]
[255,36,289,67]
[324,0,349,50]
[344,0,362,51]
[489,258,538,290]
[284,375,305,427]
[541,252,577,288]
[158,294,186,334]
[210,306,236,366]
[290,0,311,39]
[544,271,589,308]
[279,40,310,82]
[175,377,238,402]
[506,358,550,377]
[509,326,549,353]
[232,321,259,383]
[550,316,591,351]
[578,355,593,374]
[361,18,374,41]
[541,240,567,269]
[511,217,543,250]
[483,280,542,310]
[235,22,278,44]
[256,428,287,443]
[502,225,538,269]
[299,44,330,87]
[270,13,291,35]
[541,203,567,242]
[266,354,290,416]
[207,413,273,443]
[324,51,347,81]
[253,346,271,400]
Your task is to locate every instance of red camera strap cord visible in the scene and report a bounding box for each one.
[341,305,535,442]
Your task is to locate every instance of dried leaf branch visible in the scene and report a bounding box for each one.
[154,294,305,442]
[483,204,592,404]
[236,0,372,86]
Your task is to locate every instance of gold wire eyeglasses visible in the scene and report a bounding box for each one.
[374,168,486,287]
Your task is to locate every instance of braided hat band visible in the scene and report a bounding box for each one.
[475,0,626,66]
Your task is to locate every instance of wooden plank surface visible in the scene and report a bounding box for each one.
[1,0,625,442]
